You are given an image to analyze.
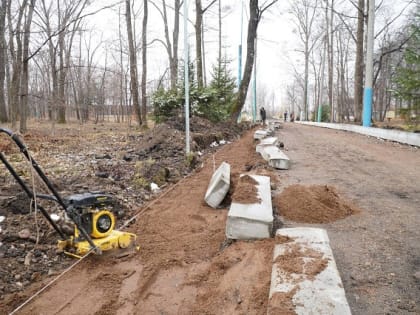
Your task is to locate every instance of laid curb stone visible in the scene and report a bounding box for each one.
[226,175,273,239]
[268,228,352,315]
[256,137,279,154]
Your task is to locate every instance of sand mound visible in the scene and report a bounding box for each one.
[231,174,261,204]
[273,184,359,223]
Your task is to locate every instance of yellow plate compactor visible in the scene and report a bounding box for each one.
[0,128,137,258]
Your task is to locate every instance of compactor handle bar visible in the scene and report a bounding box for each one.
[0,128,98,252]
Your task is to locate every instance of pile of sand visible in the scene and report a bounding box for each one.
[273,184,359,223]
[231,174,261,204]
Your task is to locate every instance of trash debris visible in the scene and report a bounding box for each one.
[150,182,160,193]
[50,214,60,222]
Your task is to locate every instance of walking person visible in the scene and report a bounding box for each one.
[260,107,266,126]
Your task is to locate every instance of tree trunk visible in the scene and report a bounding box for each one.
[0,0,7,122]
[195,0,203,89]
[57,31,66,123]
[9,0,27,128]
[304,40,309,120]
[328,0,334,122]
[125,0,142,125]
[141,0,148,125]
[231,0,259,120]
[172,0,180,89]
[20,0,35,133]
[159,0,180,90]
[354,0,364,122]
[118,6,124,122]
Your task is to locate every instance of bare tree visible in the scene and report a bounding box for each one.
[118,6,127,123]
[194,0,216,89]
[8,0,28,128]
[326,0,334,122]
[125,0,142,125]
[150,0,181,90]
[335,25,352,121]
[230,0,278,121]
[353,0,364,122]
[289,0,320,120]
[0,0,7,122]
[20,0,36,133]
[36,0,90,123]
[141,0,148,126]
[57,0,89,123]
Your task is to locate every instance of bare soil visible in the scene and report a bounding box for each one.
[231,175,261,204]
[273,184,360,223]
[0,120,419,315]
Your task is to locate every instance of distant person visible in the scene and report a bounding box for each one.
[284,111,288,122]
[260,107,266,125]
[290,112,295,122]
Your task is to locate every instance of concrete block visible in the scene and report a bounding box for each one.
[269,121,282,130]
[204,162,230,208]
[268,228,352,315]
[266,128,275,136]
[226,175,273,239]
[254,129,269,140]
[256,137,279,153]
[261,145,290,170]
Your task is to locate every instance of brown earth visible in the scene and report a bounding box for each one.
[0,120,419,315]
[231,175,261,204]
[273,184,360,223]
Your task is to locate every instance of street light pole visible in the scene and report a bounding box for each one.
[363,0,375,127]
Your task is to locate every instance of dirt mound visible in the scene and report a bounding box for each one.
[231,174,261,204]
[273,185,360,223]
[166,115,249,149]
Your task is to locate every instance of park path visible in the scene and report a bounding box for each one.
[277,122,419,314]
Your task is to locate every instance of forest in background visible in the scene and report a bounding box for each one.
[0,0,418,133]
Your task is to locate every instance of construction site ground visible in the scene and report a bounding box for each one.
[0,120,419,314]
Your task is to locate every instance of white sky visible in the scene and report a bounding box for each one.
[85,0,414,113]
[85,0,297,111]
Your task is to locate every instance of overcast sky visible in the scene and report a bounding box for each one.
[86,0,414,113]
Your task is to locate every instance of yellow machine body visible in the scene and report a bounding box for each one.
[57,209,138,257]
[58,230,137,257]
[91,210,116,238]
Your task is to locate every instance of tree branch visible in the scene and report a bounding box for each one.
[374,0,415,39]
[202,0,217,13]
[259,0,278,20]
[25,2,123,62]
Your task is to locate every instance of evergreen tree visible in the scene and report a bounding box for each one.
[202,56,237,122]
[152,56,237,123]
